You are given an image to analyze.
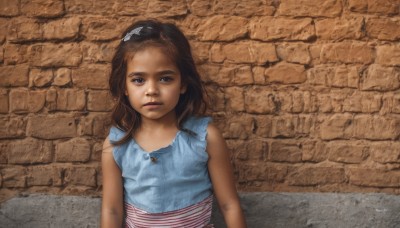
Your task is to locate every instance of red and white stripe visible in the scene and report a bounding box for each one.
[124,195,213,228]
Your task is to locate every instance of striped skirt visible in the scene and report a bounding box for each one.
[124,195,214,228]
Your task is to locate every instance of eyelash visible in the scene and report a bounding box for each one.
[130,76,173,84]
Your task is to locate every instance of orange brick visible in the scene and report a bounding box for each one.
[366,18,400,41]
[8,138,52,164]
[87,90,113,112]
[250,17,314,41]
[278,0,342,17]
[30,43,82,67]
[64,166,96,187]
[21,0,64,18]
[56,89,86,111]
[8,18,42,42]
[43,17,81,40]
[55,138,91,162]
[27,115,77,139]
[0,0,19,16]
[72,65,110,89]
[288,166,345,186]
[1,166,26,188]
[10,89,46,113]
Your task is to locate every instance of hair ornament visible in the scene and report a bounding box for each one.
[123,26,154,42]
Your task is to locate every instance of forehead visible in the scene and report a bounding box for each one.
[125,46,178,71]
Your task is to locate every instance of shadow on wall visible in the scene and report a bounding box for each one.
[1,192,400,228]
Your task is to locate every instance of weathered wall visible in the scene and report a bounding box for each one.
[0,0,400,200]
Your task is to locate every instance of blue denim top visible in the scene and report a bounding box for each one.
[109,116,213,213]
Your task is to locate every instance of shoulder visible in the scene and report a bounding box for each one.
[206,123,223,143]
[108,126,127,143]
[103,136,113,153]
[182,116,211,140]
[183,116,211,130]
[206,123,227,156]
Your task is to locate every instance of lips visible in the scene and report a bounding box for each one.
[143,102,162,107]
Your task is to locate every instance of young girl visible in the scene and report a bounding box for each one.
[101,19,246,228]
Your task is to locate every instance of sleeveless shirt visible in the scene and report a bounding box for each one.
[109,116,213,213]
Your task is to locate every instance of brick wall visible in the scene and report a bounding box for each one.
[0,0,399,199]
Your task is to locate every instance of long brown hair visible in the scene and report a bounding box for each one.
[109,19,207,145]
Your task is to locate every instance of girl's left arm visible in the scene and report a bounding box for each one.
[206,123,247,228]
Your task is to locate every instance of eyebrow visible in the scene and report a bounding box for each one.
[127,70,177,78]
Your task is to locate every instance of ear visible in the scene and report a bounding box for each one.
[180,84,187,94]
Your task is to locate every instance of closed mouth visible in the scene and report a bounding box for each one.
[143,102,162,106]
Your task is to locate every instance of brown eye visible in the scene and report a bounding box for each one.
[132,78,145,84]
[160,76,173,82]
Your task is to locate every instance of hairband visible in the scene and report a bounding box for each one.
[122,26,152,42]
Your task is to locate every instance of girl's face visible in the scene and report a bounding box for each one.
[125,46,186,123]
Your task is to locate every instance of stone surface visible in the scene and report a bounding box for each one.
[71,64,110,89]
[264,62,306,84]
[82,17,127,41]
[360,64,400,91]
[29,68,53,87]
[21,0,64,18]
[30,43,82,67]
[0,65,29,87]
[0,89,8,113]
[315,17,364,40]
[249,17,314,41]
[1,167,26,188]
[376,45,400,66]
[8,18,42,43]
[370,142,400,163]
[87,90,113,111]
[4,44,30,65]
[55,138,91,162]
[288,166,345,186]
[320,114,353,140]
[211,0,275,17]
[366,17,400,41]
[244,87,277,114]
[0,117,26,139]
[211,41,278,64]
[0,0,19,16]
[349,0,399,15]
[8,138,52,164]
[43,17,81,40]
[353,115,400,140]
[56,89,86,111]
[64,167,96,187]
[27,165,62,186]
[327,141,368,164]
[53,68,72,86]
[27,116,77,139]
[10,89,46,113]
[3,193,400,227]
[276,43,311,64]
[196,15,248,41]
[320,42,374,64]
[270,141,302,163]
[278,0,342,17]
[307,65,360,88]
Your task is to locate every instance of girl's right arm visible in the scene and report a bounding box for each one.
[101,136,124,228]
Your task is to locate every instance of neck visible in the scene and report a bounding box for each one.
[139,114,178,131]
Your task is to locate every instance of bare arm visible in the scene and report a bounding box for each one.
[206,124,247,228]
[101,137,124,228]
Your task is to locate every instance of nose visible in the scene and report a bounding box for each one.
[145,80,159,96]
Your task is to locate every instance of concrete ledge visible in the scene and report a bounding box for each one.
[1,192,400,227]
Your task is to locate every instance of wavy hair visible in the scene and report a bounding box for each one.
[109,19,207,145]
